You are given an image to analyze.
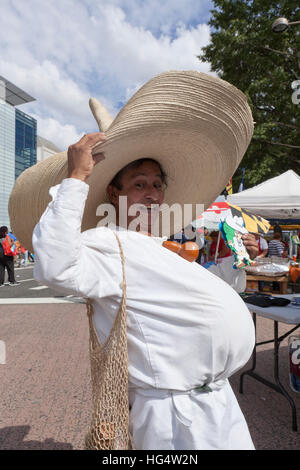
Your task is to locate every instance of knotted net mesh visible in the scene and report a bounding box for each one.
[84,232,133,450]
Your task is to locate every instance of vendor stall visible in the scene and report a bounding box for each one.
[228,169,300,264]
[227,170,300,221]
[245,256,290,294]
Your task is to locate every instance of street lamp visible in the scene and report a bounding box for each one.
[272,17,300,33]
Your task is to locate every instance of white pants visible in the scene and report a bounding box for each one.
[129,380,255,450]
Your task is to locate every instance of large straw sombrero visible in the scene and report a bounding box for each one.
[9,71,254,251]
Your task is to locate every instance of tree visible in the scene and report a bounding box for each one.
[199,0,300,191]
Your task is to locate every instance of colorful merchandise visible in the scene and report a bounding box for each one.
[220,215,255,269]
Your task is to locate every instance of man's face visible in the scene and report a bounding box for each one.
[107,160,165,231]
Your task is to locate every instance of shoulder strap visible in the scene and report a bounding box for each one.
[112,231,127,309]
[86,230,127,327]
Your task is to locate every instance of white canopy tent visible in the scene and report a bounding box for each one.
[227,170,300,220]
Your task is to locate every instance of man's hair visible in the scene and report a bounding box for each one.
[273,224,282,234]
[109,158,167,190]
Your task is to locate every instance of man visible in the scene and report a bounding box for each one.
[32,132,257,450]
[8,70,257,450]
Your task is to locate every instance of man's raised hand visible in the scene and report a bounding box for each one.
[67,132,107,182]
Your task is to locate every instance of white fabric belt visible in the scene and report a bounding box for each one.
[129,379,228,427]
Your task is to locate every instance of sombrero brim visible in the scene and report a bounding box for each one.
[9,71,253,252]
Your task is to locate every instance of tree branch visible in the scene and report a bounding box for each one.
[262,140,300,149]
[271,122,300,131]
[256,45,293,57]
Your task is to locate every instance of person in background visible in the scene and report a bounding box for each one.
[253,233,268,291]
[0,226,20,286]
[201,228,211,264]
[19,243,28,267]
[273,224,282,234]
[208,230,232,262]
[267,232,286,257]
[170,228,189,244]
[15,240,21,266]
[254,233,268,258]
[273,226,289,256]
[281,234,289,256]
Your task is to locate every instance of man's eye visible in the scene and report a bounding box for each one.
[154,183,162,189]
[135,182,144,188]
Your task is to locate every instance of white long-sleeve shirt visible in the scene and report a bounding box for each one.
[32,178,255,449]
[33,177,254,390]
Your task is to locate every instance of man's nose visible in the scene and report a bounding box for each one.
[144,186,160,202]
[145,194,159,203]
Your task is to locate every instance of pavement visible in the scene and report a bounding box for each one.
[0,265,84,303]
[0,266,300,450]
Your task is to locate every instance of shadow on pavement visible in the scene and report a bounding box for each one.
[0,425,73,450]
[230,344,300,450]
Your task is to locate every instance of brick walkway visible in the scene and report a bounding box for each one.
[0,304,299,450]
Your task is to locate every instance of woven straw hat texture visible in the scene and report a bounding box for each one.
[8,71,253,251]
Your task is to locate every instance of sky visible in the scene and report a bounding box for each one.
[1,0,214,150]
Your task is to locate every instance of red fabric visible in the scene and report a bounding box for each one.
[2,236,17,256]
[19,244,26,254]
[209,237,231,259]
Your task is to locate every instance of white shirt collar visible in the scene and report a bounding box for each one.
[108,223,167,245]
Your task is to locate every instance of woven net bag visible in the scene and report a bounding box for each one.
[84,232,133,450]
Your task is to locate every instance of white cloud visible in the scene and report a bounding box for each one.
[1,60,89,121]
[0,0,213,148]
[31,114,83,150]
[88,0,213,37]
[88,5,211,84]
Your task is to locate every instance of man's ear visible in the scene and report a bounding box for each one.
[107,184,118,205]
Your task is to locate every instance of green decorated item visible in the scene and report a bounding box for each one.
[220,214,255,269]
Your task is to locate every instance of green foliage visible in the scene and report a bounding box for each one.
[199,0,300,191]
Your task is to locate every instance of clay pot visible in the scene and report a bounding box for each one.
[163,240,199,262]
[179,242,199,262]
[162,240,182,254]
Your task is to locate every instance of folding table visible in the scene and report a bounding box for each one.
[240,294,300,431]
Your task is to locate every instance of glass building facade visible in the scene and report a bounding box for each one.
[0,101,16,228]
[0,76,36,228]
[15,109,37,180]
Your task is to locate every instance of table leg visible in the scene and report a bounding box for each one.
[279,281,288,295]
[239,314,298,432]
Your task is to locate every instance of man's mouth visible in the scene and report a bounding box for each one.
[137,205,159,213]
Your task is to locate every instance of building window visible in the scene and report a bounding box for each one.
[15,109,37,179]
